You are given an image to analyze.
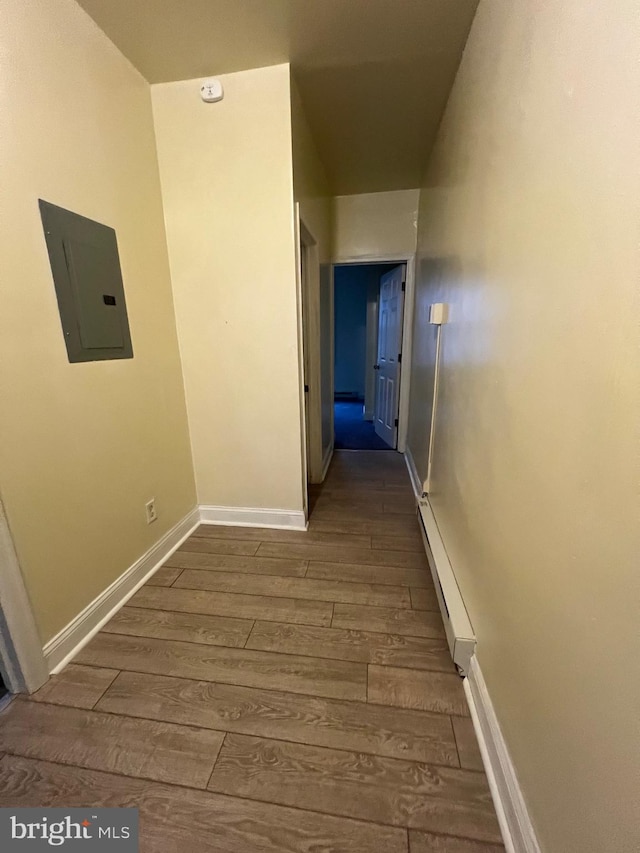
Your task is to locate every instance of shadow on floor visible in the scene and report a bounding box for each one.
[334,400,390,450]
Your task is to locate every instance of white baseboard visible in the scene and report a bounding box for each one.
[321,442,334,481]
[404,446,424,499]
[199,505,307,531]
[464,657,541,853]
[43,507,200,674]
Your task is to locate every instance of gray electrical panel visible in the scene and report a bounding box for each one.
[39,200,133,363]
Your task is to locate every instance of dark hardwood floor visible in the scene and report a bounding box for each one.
[0,450,504,853]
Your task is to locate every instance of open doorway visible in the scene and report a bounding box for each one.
[334,263,406,450]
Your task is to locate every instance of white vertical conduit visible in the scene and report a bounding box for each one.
[423,303,447,493]
[417,302,476,675]
[424,321,442,494]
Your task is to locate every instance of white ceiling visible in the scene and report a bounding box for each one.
[76,0,478,194]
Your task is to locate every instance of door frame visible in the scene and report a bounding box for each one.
[295,208,324,487]
[331,252,416,453]
[0,497,48,694]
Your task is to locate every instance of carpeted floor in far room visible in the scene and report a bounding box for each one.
[334,400,390,450]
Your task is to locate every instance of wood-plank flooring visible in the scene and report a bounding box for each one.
[0,450,504,853]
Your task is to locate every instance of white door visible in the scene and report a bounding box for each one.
[374,265,405,448]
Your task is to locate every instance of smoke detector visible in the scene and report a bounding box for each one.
[200,78,223,103]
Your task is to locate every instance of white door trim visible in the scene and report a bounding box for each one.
[0,497,48,693]
[298,213,324,484]
[293,205,309,515]
[331,252,416,453]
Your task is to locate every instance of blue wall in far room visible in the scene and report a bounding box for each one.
[334,268,368,397]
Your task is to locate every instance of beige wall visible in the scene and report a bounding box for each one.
[407,1,640,852]
[0,0,196,644]
[290,80,334,459]
[333,190,419,260]
[152,65,305,512]
[291,80,332,265]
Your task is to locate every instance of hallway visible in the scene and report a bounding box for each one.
[0,451,502,851]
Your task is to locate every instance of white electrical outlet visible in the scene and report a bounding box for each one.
[145,499,158,524]
[429,303,449,325]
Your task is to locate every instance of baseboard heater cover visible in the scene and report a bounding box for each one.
[418,498,476,675]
